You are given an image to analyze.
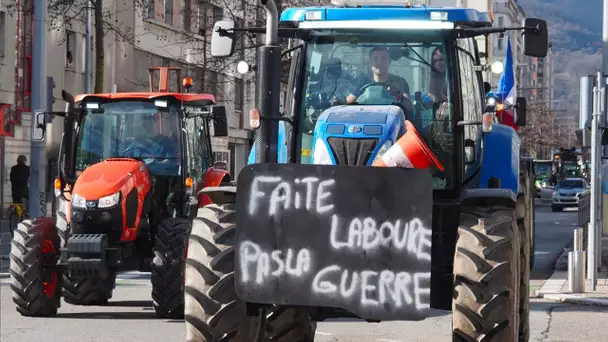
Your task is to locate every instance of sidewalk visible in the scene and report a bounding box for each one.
[536,248,608,305]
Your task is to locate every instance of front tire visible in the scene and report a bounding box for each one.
[184,202,316,341]
[452,204,520,342]
[150,217,190,319]
[62,273,116,305]
[10,218,62,317]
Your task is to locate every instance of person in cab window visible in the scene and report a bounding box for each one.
[346,47,411,105]
[124,115,175,160]
[429,47,447,104]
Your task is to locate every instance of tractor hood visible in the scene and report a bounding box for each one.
[72,158,145,199]
[311,105,406,166]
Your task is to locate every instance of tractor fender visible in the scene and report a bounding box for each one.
[461,188,517,209]
[197,167,231,207]
[478,124,520,194]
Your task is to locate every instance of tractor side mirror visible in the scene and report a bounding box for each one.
[211,105,228,137]
[211,20,236,58]
[515,97,527,126]
[522,18,548,58]
[32,110,47,141]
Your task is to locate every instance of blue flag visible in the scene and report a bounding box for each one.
[496,34,516,106]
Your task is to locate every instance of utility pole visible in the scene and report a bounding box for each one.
[29,0,47,219]
[84,2,92,93]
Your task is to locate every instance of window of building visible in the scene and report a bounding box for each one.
[145,0,155,20]
[0,105,13,137]
[498,16,504,27]
[234,77,244,128]
[206,71,224,102]
[199,4,223,37]
[0,12,5,58]
[235,17,245,55]
[164,0,173,25]
[66,30,76,69]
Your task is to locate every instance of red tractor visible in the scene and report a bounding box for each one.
[9,67,230,319]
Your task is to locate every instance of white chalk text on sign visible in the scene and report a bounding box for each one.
[239,175,432,313]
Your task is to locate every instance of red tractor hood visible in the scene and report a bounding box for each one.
[72,159,145,200]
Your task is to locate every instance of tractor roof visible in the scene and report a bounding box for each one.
[280,2,492,28]
[74,92,216,106]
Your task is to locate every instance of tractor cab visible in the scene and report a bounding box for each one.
[217,1,546,192]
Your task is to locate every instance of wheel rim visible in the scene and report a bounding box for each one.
[41,239,58,298]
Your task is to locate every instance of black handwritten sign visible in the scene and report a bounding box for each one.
[235,163,433,321]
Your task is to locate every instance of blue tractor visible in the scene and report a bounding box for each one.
[184,1,547,341]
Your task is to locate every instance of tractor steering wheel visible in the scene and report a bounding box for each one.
[354,82,413,118]
[123,146,154,159]
[357,82,391,98]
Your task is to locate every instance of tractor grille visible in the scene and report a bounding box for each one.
[70,205,124,244]
[326,138,379,166]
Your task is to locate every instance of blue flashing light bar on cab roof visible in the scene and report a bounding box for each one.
[280,7,492,26]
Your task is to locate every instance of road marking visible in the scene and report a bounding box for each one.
[316,331,333,336]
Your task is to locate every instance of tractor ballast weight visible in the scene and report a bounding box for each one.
[184,1,548,341]
[9,66,231,320]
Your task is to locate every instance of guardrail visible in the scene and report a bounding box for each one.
[578,191,591,227]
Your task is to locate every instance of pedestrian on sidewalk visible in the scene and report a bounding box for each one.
[10,155,29,205]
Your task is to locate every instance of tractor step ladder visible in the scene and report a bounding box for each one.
[148,66,182,93]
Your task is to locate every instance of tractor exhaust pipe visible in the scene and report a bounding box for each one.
[260,0,278,45]
[254,0,280,164]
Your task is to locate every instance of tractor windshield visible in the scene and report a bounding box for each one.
[298,31,454,187]
[535,162,552,178]
[75,100,183,176]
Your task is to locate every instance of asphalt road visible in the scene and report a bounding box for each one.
[531,199,579,280]
[0,200,590,341]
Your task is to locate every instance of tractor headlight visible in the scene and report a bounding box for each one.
[312,138,334,165]
[72,193,86,208]
[98,192,121,208]
[372,140,393,165]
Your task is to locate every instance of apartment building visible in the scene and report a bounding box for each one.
[0,0,254,214]
[489,0,528,94]
[489,0,554,105]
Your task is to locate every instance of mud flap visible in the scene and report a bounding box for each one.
[234,163,434,321]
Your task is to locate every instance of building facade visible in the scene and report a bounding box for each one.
[490,0,554,104]
[0,0,255,215]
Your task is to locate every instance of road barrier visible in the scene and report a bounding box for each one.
[568,227,586,293]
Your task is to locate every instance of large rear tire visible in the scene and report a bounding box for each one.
[184,202,316,341]
[10,218,62,317]
[151,217,190,319]
[452,204,520,342]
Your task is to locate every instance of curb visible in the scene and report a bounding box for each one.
[541,293,608,306]
[554,241,574,271]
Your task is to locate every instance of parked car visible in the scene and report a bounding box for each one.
[552,178,589,212]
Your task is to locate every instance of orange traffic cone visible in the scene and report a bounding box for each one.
[373,120,444,171]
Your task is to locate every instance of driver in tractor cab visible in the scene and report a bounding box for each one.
[346,46,412,110]
[123,114,177,162]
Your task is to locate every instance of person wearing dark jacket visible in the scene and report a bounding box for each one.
[10,155,29,204]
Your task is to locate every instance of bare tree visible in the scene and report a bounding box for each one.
[519,102,559,159]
